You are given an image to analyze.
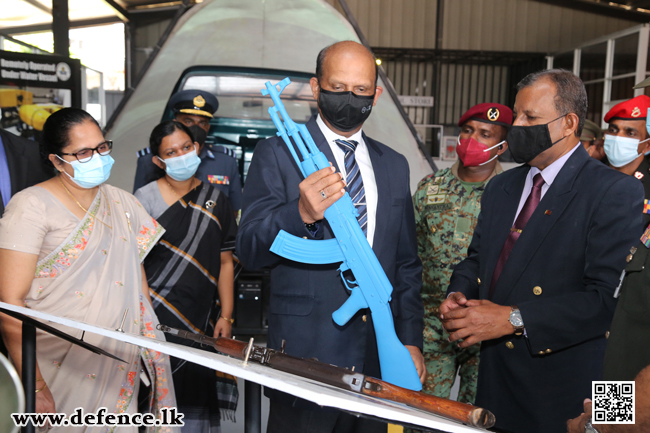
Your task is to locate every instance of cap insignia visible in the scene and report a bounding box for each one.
[632,107,641,118]
[193,95,206,108]
[487,107,500,121]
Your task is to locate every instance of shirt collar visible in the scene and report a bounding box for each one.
[530,143,581,186]
[316,114,364,146]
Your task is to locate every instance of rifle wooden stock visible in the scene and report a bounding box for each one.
[157,325,495,429]
[362,377,495,429]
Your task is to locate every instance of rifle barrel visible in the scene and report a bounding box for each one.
[156,325,495,429]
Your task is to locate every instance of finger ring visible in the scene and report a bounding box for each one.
[320,190,327,200]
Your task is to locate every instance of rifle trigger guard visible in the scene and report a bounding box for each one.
[339,268,358,292]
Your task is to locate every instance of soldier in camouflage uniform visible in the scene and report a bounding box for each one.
[413,103,512,404]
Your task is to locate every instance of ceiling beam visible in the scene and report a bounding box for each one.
[21,0,51,14]
[102,0,130,22]
[531,0,650,22]
[0,16,122,35]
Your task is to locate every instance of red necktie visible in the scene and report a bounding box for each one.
[488,173,545,299]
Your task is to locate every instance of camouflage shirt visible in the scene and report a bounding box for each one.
[413,161,502,308]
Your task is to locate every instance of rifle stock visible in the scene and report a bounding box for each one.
[157,325,495,429]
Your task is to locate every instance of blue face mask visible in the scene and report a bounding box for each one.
[58,154,114,188]
[604,134,649,168]
[158,146,201,181]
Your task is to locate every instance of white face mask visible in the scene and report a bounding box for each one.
[157,146,201,181]
[604,135,650,168]
[57,154,115,188]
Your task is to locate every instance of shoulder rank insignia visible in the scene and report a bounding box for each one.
[635,171,644,180]
[136,147,151,158]
[212,145,236,158]
[208,175,229,185]
[642,224,650,248]
[644,199,650,214]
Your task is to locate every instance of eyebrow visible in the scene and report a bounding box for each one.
[167,140,193,150]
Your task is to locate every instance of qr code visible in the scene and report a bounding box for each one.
[592,381,635,424]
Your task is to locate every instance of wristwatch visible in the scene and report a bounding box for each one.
[585,418,600,433]
[509,306,524,336]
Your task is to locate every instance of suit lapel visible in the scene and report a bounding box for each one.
[2,131,28,197]
[306,117,341,173]
[479,167,528,298]
[306,117,339,240]
[364,133,388,255]
[491,147,588,304]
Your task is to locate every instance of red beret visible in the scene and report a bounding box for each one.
[604,95,650,122]
[458,102,513,128]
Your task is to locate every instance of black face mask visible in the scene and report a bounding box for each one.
[188,124,207,147]
[318,88,375,132]
[506,115,569,164]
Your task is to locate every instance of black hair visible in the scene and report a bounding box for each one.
[516,69,588,137]
[316,42,379,86]
[40,108,100,167]
[149,120,195,157]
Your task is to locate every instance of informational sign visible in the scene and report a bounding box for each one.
[441,135,458,161]
[0,50,80,96]
[398,95,434,107]
[0,50,82,139]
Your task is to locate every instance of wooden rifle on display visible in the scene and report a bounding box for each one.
[156,324,495,429]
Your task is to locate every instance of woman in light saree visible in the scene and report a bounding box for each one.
[0,108,177,432]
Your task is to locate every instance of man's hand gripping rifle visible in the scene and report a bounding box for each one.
[261,78,421,391]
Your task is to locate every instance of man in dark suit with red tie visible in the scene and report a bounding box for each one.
[439,69,645,433]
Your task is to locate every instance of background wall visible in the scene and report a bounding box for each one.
[323,0,637,52]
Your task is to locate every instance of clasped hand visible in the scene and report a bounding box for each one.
[439,292,515,348]
[298,164,346,224]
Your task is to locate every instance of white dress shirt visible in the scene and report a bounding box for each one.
[513,143,581,222]
[316,115,378,247]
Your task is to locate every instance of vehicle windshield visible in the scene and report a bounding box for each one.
[181,74,318,122]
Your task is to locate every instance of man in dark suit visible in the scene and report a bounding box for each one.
[0,128,51,215]
[236,41,424,433]
[439,69,644,433]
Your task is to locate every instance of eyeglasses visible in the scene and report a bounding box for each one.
[60,140,113,163]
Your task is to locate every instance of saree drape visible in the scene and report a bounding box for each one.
[143,183,237,433]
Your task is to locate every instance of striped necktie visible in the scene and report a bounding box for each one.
[335,139,368,236]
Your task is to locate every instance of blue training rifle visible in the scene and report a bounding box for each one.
[261,78,422,391]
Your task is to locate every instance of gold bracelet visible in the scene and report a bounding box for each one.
[35,383,48,393]
[220,316,234,324]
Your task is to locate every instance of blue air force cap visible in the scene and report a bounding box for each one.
[168,89,219,118]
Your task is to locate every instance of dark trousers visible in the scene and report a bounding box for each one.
[267,397,387,433]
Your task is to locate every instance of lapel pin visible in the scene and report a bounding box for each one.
[544,210,552,215]
[205,200,216,209]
